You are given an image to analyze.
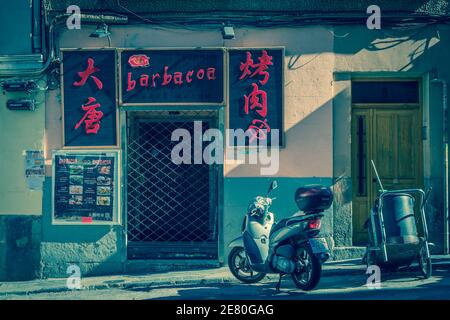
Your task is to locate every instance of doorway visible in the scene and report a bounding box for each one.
[351,80,423,245]
[125,110,219,259]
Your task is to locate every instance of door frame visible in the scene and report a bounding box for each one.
[120,106,224,262]
[350,78,424,245]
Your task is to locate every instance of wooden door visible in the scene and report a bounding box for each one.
[351,106,422,245]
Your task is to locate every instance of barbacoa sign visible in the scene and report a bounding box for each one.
[120,49,224,105]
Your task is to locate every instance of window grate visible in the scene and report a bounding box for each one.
[126,111,218,244]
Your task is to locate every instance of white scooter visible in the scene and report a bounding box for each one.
[228,181,332,291]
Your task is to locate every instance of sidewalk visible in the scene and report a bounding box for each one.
[1,256,449,297]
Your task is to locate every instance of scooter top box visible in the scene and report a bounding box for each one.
[294,185,333,214]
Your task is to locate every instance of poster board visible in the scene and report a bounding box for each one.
[52,150,119,225]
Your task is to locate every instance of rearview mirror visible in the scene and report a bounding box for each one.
[268,180,278,194]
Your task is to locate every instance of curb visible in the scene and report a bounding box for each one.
[1,260,449,297]
[0,276,236,297]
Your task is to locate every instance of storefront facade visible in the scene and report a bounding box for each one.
[1,1,449,280]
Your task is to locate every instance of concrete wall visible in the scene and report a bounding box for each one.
[0,82,45,280]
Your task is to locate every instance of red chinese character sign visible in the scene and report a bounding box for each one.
[61,50,117,147]
[228,48,283,146]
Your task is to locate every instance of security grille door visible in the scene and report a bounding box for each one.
[127,112,218,259]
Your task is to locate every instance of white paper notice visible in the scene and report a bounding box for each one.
[24,150,45,190]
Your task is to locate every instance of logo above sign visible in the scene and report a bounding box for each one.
[128,54,150,68]
[120,49,224,105]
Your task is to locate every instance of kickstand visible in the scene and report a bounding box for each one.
[275,273,284,292]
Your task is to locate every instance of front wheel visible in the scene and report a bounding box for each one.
[291,244,322,291]
[228,247,266,283]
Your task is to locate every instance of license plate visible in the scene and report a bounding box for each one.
[309,238,329,254]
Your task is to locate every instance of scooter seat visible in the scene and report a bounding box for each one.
[270,218,289,235]
[270,215,307,236]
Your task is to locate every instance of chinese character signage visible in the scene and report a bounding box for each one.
[61,49,118,147]
[52,151,118,224]
[228,48,284,146]
[120,49,224,105]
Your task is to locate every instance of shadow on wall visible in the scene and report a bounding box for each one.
[223,92,347,260]
[225,96,333,177]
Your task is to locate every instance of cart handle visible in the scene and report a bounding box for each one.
[423,187,432,209]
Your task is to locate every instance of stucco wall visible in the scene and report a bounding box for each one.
[0,80,45,279]
[0,86,45,215]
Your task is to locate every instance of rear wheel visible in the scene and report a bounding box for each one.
[228,247,266,283]
[418,243,432,279]
[291,244,322,291]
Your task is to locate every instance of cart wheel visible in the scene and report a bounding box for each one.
[418,245,432,279]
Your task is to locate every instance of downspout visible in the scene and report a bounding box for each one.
[431,78,448,254]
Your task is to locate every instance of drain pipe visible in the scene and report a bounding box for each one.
[432,77,448,254]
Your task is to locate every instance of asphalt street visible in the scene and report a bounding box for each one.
[2,267,450,300]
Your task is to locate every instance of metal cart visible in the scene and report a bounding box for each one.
[364,160,432,278]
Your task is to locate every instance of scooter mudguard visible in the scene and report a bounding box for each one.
[228,236,244,248]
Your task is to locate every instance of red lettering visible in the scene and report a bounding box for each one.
[152,73,160,87]
[127,72,136,91]
[74,97,103,134]
[197,69,205,80]
[140,74,149,87]
[162,66,172,86]
[207,68,216,80]
[239,52,254,81]
[239,50,273,85]
[247,119,271,143]
[251,50,273,85]
[126,65,218,90]
[186,70,194,83]
[174,72,183,85]
[243,83,267,117]
[73,58,103,90]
